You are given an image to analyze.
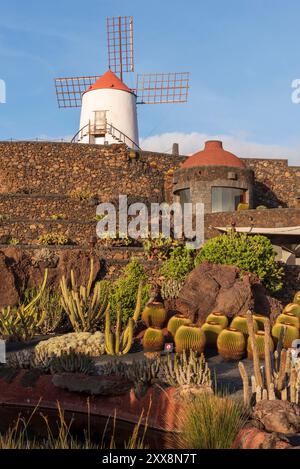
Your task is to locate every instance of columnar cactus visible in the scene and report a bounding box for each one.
[60,258,109,332]
[247,331,274,359]
[104,307,134,356]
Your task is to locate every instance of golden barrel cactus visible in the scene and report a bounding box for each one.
[142,327,165,352]
[217,327,246,360]
[206,312,228,329]
[294,292,300,306]
[142,302,167,328]
[231,314,258,336]
[283,303,300,320]
[167,314,192,337]
[276,312,300,329]
[253,314,267,330]
[272,323,299,349]
[201,321,223,347]
[175,325,206,354]
[247,331,274,359]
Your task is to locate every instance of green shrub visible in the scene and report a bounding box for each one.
[109,259,150,324]
[175,393,247,449]
[160,246,194,281]
[194,233,283,293]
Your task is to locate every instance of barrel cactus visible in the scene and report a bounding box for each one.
[142,301,167,328]
[200,321,223,347]
[206,312,228,329]
[272,323,299,348]
[174,325,206,354]
[247,331,274,359]
[283,303,300,319]
[167,314,192,337]
[231,315,258,336]
[142,327,165,352]
[253,314,267,330]
[294,292,300,306]
[276,312,300,329]
[217,327,246,360]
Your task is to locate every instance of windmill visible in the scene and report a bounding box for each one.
[54,16,190,150]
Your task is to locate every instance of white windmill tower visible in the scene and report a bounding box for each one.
[54,16,190,150]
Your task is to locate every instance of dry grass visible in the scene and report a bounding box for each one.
[175,393,248,449]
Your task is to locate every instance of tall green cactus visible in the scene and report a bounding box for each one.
[0,269,48,342]
[104,307,134,355]
[60,258,109,332]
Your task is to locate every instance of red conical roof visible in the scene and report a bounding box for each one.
[181,141,245,169]
[86,69,132,93]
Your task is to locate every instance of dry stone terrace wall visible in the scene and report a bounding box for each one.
[0,194,98,221]
[0,142,178,204]
[243,158,300,208]
[0,141,299,209]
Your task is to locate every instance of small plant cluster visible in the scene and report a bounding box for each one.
[68,188,94,201]
[49,213,65,220]
[160,246,194,281]
[35,331,105,358]
[37,232,70,246]
[195,232,284,293]
[142,235,181,260]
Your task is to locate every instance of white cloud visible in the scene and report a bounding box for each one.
[140,132,300,166]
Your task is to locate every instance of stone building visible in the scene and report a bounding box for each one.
[173,140,254,213]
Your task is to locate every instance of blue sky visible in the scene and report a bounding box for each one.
[1,0,300,163]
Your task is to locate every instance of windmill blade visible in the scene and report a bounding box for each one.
[54,75,101,108]
[135,72,190,104]
[107,16,134,79]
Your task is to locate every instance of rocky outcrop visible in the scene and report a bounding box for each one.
[0,247,102,308]
[253,400,300,435]
[176,262,282,325]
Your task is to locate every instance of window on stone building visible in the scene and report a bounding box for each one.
[211,187,245,213]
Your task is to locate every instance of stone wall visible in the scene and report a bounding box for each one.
[205,208,300,238]
[0,142,299,209]
[243,158,300,208]
[0,194,97,221]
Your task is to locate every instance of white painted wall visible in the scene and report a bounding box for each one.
[79,88,139,149]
